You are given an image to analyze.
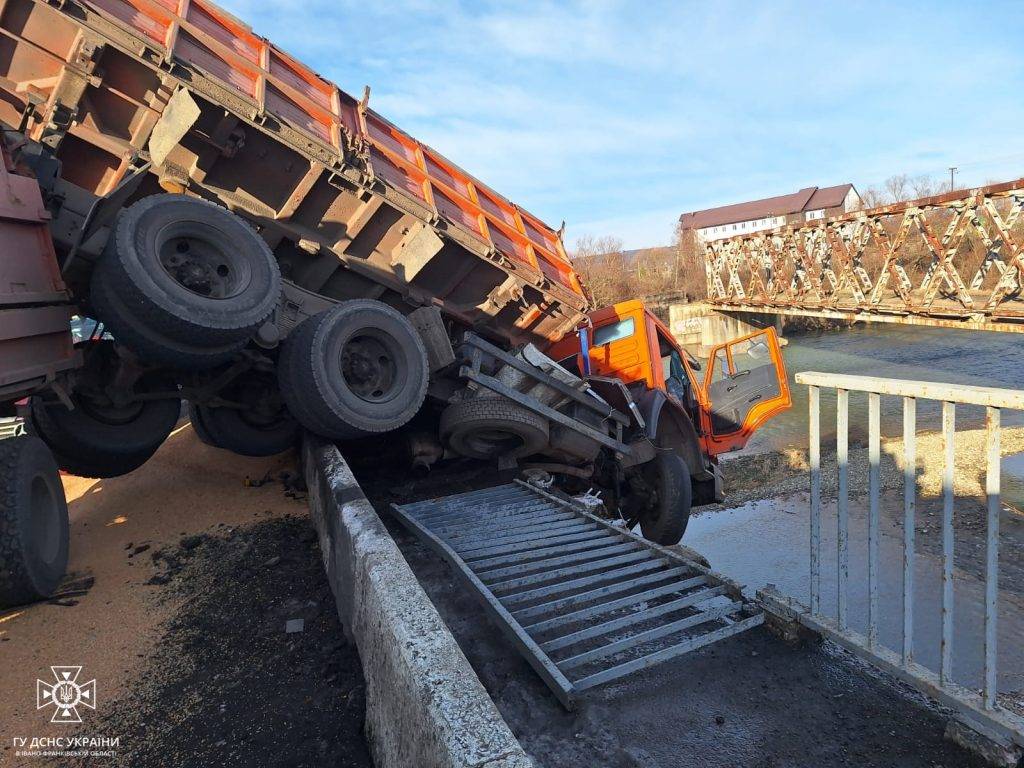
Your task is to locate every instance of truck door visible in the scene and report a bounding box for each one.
[699,327,790,454]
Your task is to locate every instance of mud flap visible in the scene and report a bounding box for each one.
[149,88,201,168]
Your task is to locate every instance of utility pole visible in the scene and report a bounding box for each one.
[949,166,957,192]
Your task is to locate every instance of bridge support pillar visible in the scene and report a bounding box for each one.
[669,301,784,358]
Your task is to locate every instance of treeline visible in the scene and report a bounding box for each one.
[571,172,1015,308]
[570,225,706,308]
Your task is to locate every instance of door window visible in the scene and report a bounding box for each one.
[700,328,791,453]
[657,330,690,404]
[592,317,635,346]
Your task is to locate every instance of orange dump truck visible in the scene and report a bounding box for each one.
[0,0,790,608]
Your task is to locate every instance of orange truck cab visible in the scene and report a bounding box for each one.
[548,299,791,501]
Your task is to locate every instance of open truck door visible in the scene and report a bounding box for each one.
[699,327,790,455]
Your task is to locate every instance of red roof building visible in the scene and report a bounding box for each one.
[679,184,861,242]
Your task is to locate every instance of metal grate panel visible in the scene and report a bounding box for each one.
[391,481,763,709]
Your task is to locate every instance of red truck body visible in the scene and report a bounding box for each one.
[0,144,78,404]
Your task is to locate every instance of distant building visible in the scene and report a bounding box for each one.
[679,184,862,242]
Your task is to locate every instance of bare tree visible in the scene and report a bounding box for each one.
[884,174,911,203]
[671,222,707,299]
[909,174,950,199]
[572,234,624,261]
[859,186,887,209]
[861,174,944,210]
[571,235,629,307]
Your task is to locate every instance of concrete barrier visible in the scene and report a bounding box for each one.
[303,434,534,768]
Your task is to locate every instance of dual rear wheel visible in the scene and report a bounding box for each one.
[28,342,181,479]
[189,371,299,457]
[88,195,432,452]
[277,300,429,440]
[90,194,281,370]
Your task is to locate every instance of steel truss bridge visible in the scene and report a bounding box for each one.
[701,179,1024,333]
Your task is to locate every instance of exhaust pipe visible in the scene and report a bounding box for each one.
[408,432,443,474]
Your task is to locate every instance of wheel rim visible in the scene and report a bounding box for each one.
[156,221,252,300]
[29,474,61,565]
[235,375,292,432]
[462,428,525,457]
[74,394,146,426]
[340,333,400,404]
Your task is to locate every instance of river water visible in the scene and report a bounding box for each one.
[686,323,1024,696]
[741,323,1024,504]
[744,323,1024,452]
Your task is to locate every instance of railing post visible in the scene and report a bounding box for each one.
[809,385,821,615]
[789,371,1022,748]
[902,396,916,666]
[836,388,849,630]
[984,406,1000,710]
[867,392,880,649]
[940,401,955,687]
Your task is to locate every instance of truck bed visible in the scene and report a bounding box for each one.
[0,145,78,402]
[0,0,589,345]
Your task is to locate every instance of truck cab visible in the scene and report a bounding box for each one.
[549,299,791,458]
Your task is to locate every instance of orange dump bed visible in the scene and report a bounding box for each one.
[0,0,590,344]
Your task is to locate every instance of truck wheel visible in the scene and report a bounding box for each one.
[28,383,180,479]
[190,373,299,457]
[637,452,692,545]
[278,301,428,439]
[440,398,549,460]
[0,437,69,607]
[90,194,281,370]
[187,402,217,447]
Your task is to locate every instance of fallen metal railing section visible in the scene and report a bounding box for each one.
[760,372,1024,751]
[0,418,25,440]
[392,481,762,709]
[703,179,1024,332]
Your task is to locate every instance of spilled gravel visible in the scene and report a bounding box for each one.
[67,516,371,768]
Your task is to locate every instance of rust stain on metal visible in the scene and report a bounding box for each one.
[702,180,1024,331]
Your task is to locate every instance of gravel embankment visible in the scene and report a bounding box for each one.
[70,515,371,768]
[722,424,1024,508]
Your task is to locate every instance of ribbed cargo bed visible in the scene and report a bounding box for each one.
[0,0,588,345]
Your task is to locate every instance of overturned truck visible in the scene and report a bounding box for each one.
[0,0,790,606]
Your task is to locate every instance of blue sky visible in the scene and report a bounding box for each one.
[220,0,1024,249]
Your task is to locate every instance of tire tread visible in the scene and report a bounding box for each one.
[91,194,280,369]
[0,437,68,606]
[278,301,428,439]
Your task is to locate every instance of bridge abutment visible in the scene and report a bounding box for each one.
[669,301,785,357]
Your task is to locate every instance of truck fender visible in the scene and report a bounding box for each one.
[633,389,709,480]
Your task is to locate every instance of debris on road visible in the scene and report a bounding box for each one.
[67,517,370,768]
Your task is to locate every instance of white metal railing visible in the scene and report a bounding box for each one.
[761,371,1024,751]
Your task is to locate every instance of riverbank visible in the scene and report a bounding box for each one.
[722,424,1024,510]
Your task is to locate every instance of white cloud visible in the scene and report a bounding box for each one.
[217,0,1024,247]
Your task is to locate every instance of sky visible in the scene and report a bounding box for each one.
[220,0,1024,249]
